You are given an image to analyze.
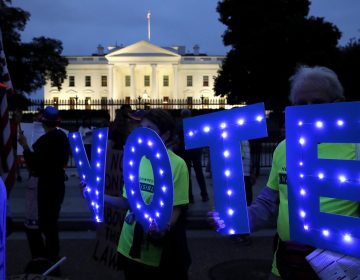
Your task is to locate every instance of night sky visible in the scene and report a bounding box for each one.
[11,0,360,56]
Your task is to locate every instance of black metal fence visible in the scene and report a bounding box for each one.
[27,98,232,120]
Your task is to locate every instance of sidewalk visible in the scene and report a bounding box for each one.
[6,167,276,280]
[8,167,271,231]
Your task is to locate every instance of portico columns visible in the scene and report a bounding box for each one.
[151,64,158,99]
[172,64,179,100]
[130,64,136,100]
[108,64,114,99]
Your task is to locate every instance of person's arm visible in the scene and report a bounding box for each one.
[248,186,279,232]
[18,132,38,172]
[80,181,129,210]
[207,186,279,232]
[168,205,182,228]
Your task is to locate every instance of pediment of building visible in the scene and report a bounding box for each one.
[105,40,180,62]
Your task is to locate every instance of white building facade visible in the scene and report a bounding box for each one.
[44,41,225,108]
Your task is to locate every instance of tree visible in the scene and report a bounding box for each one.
[0,0,67,96]
[214,0,341,112]
[337,38,360,102]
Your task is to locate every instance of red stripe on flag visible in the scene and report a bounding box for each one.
[0,28,16,195]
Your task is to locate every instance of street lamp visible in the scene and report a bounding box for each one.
[75,95,79,110]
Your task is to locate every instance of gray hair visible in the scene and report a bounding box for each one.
[289,65,344,103]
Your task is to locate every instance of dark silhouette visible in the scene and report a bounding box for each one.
[175,109,209,203]
[18,106,70,275]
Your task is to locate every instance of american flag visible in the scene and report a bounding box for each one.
[0,28,16,196]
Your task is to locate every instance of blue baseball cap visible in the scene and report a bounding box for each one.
[41,106,60,122]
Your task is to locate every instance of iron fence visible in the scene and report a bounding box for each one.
[27,98,234,120]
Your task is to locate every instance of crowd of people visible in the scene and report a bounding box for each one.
[3,64,354,279]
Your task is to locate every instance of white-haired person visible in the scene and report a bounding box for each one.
[208,65,358,279]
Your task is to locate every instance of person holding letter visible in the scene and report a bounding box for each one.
[104,109,191,280]
[208,65,358,279]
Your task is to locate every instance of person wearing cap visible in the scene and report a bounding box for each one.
[18,106,70,274]
[109,108,146,150]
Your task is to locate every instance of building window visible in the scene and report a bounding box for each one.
[53,97,59,109]
[85,76,91,87]
[125,75,131,87]
[85,97,91,110]
[144,75,150,87]
[101,97,107,110]
[69,76,75,87]
[186,75,193,87]
[203,76,209,87]
[125,96,131,104]
[163,75,169,87]
[101,75,107,87]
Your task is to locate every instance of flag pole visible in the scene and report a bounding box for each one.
[147,10,151,41]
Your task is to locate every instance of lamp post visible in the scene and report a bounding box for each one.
[142,90,150,110]
[75,95,79,110]
[200,94,204,109]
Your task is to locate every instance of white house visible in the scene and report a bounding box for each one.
[44,40,225,109]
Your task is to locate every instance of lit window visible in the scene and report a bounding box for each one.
[203,75,209,87]
[144,75,150,87]
[163,75,169,87]
[85,76,91,87]
[101,75,107,87]
[187,75,193,87]
[69,76,75,87]
[125,75,131,87]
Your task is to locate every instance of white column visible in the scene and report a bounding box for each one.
[172,64,179,100]
[108,64,114,99]
[151,64,157,99]
[112,66,119,100]
[130,64,136,100]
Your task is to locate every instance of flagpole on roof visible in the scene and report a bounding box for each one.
[147,10,151,41]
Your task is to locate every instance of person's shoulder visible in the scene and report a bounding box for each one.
[272,139,286,159]
[168,150,186,166]
[275,139,286,150]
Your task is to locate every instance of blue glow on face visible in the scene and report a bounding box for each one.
[68,128,108,223]
[123,127,174,232]
[183,103,268,235]
[286,101,360,258]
